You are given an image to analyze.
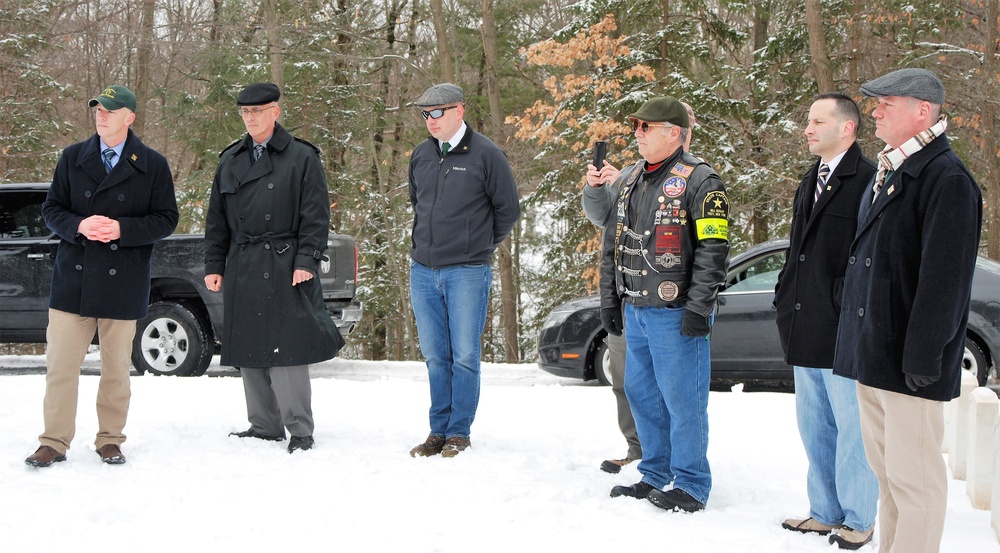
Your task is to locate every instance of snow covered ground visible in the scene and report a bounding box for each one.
[0,355,996,553]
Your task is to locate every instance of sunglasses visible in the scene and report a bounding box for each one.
[420,105,459,120]
[630,119,675,133]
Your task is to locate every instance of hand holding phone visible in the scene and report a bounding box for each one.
[592,141,606,170]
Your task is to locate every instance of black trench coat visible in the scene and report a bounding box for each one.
[204,124,343,368]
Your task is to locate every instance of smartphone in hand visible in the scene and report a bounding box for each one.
[592,140,606,170]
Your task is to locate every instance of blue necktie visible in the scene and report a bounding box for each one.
[102,148,115,173]
[252,144,264,165]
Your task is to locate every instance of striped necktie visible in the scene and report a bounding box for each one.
[252,144,264,164]
[102,148,115,173]
[814,163,830,204]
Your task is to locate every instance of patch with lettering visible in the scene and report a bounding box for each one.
[655,224,682,255]
[663,176,687,198]
[702,191,729,220]
[657,281,679,301]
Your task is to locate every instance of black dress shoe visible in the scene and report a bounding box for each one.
[288,435,314,453]
[229,428,285,441]
[647,488,706,512]
[610,481,654,499]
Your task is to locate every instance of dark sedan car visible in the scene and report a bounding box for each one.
[538,240,1000,388]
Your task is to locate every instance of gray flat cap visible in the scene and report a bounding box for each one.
[414,83,464,107]
[861,68,944,104]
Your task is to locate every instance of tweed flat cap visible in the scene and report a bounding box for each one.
[414,83,464,107]
[861,68,944,104]
[628,97,690,128]
[89,85,137,112]
[237,83,281,106]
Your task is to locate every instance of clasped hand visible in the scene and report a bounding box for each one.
[77,215,120,243]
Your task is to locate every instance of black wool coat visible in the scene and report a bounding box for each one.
[774,142,876,368]
[833,134,982,401]
[204,124,344,368]
[43,130,178,320]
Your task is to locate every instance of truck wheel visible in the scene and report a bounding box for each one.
[132,301,213,376]
[593,339,612,386]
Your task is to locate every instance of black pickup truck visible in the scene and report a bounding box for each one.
[0,183,362,376]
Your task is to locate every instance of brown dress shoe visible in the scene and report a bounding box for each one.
[25,445,66,467]
[97,444,126,465]
[441,436,471,458]
[409,435,446,457]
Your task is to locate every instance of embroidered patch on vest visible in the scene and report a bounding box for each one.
[663,176,687,198]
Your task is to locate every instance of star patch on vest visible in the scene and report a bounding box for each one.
[697,190,729,240]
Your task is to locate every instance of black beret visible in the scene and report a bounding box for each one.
[237,83,281,106]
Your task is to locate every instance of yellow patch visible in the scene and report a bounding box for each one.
[696,218,728,240]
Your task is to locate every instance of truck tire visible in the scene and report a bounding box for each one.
[132,301,213,376]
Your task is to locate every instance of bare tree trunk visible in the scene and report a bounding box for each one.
[265,0,283,117]
[133,0,155,136]
[482,0,520,362]
[848,0,862,87]
[749,3,771,244]
[430,0,454,82]
[659,0,670,82]
[805,0,834,92]
[985,0,999,259]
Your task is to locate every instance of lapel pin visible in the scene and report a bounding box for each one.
[887,185,895,196]
[131,154,137,161]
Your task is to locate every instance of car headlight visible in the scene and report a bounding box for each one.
[542,308,573,330]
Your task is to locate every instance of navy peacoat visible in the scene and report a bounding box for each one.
[204,124,343,369]
[775,142,876,368]
[42,130,178,321]
[832,134,982,401]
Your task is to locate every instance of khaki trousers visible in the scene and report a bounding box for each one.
[39,308,136,454]
[856,382,947,553]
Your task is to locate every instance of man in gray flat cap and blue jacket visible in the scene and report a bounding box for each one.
[407,83,520,459]
[833,68,982,553]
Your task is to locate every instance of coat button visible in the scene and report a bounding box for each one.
[865,257,872,267]
[117,194,125,201]
[858,307,865,317]
[240,244,246,251]
[794,303,801,310]
[238,216,245,222]
[267,183,274,189]
[798,254,806,262]
[263,272,270,279]
[109,269,117,276]
[264,214,271,221]
[264,243,270,250]
[849,256,856,264]
[110,244,118,250]
[75,264,82,270]
[85,191,92,198]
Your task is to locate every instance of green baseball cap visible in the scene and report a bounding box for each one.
[628,96,690,127]
[89,85,137,112]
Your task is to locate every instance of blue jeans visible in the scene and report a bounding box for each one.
[624,304,712,505]
[410,261,492,439]
[794,367,878,531]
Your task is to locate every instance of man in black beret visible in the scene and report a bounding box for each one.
[204,83,344,454]
[25,85,178,468]
[594,96,729,513]
[833,68,982,552]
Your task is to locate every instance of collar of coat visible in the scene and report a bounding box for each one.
[425,124,475,155]
[76,129,149,174]
[231,123,292,156]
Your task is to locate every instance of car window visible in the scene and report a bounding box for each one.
[723,251,785,293]
[0,191,50,239]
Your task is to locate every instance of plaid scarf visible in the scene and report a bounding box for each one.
[872,116,948,202]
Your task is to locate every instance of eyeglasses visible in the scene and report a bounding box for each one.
[238,105,277,118]
[630,119,674,134]
[420,105,459,120]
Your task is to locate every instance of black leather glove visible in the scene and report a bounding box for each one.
[600,306,624,336]
[904,373,940,392]
[680,309,711,338]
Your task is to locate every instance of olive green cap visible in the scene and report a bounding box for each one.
[628,96,689,127]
